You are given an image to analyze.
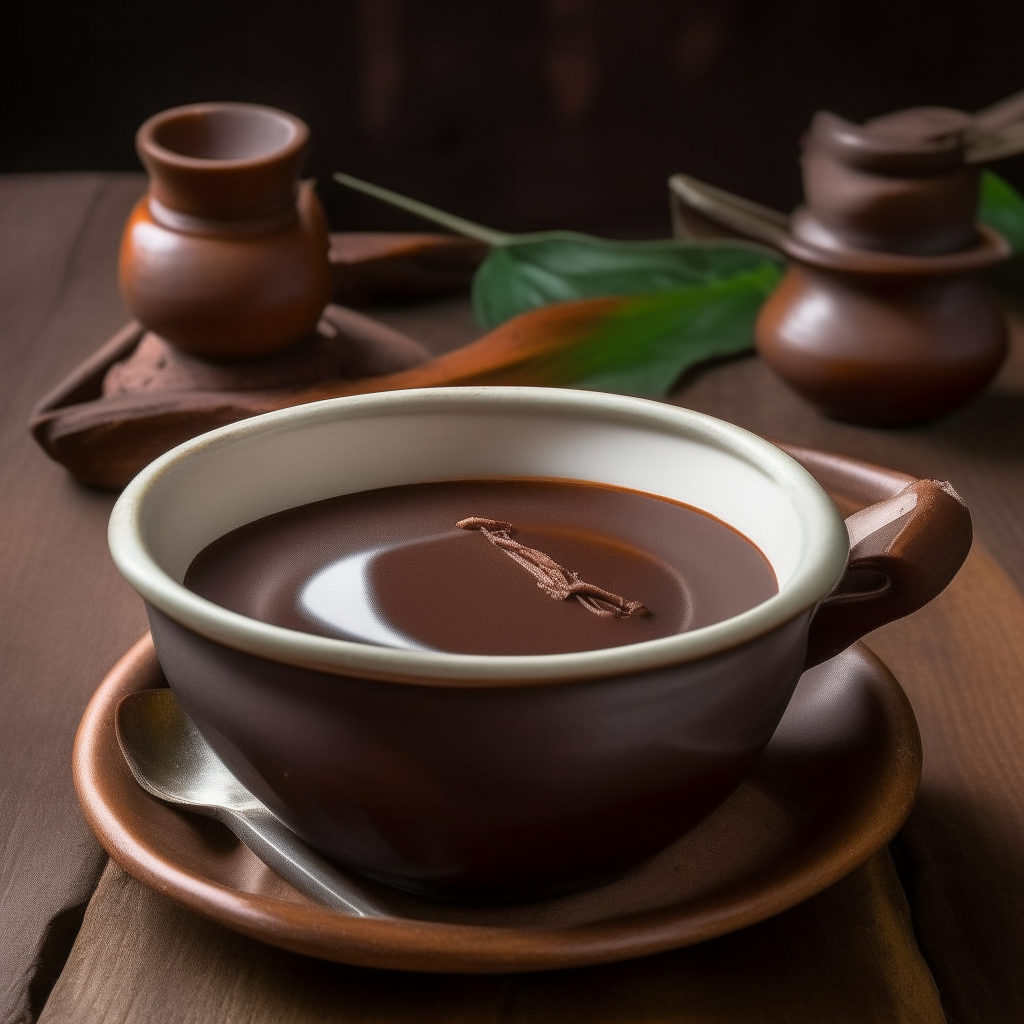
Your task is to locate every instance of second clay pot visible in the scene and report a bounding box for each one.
[756,243,1009,425]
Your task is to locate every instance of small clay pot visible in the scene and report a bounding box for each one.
[756,238,1009,425]
[797,108,980,256]
[119,102,333,361]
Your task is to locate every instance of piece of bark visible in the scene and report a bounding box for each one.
[329,232,486,306]
[30,297,628,489]
[102,310,428,398]
[29,304,433,489]
[29,231,484,489]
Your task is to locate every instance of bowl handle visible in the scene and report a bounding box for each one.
[802,477,972,668]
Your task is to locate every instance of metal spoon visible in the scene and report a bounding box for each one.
[967,88,1024,163]
[668,173,791,250]
[116,688,386,917]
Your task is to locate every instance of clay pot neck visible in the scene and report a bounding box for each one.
[782,221,1009,276]
[137,102,310,226]
[145,194,300,237]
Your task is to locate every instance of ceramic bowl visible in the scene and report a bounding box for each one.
[108,387,961,901]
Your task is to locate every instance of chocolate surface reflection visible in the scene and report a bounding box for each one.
[184,479,777,655]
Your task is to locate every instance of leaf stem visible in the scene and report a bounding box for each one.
[332,173,512,247]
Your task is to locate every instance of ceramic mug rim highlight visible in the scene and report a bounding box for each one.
[108,387,850,687]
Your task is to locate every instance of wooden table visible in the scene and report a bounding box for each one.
[3,172,1024,1024]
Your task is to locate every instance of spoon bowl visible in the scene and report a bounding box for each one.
[116,689,386,917]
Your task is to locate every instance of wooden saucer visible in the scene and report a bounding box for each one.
[73,634,920,974]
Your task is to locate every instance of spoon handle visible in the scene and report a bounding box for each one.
[668,173,790,250]
[964,89,1024,164]
[973,88,1024,133]
[218,805,387,917]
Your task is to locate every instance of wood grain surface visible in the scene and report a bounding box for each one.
[0,175,150,1024]
[4,172,1024,1022]
[39,854,944,1024]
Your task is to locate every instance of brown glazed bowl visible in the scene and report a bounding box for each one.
[756,228,1009,426]
[107,388,971,901]
[119,102,332,361]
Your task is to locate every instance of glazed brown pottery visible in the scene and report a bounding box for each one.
[760,106,1008,424]
[106,389,971,901]
[670,102,1014,425]
[73,630,920,972]
[755,235,1009,425]
[119,102,333,361]
[796,107,980,256]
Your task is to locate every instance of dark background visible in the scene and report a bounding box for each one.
[5,0,1024,237]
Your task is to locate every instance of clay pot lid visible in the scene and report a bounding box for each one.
[808,108,973,175]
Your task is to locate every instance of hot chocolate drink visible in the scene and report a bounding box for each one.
[185,478,777,656]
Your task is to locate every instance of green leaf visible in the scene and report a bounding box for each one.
[334,171,783,329]
[979,170,1024,253]
[470,233,780,330]
[508,263,784,397]
[978,171,1024,303]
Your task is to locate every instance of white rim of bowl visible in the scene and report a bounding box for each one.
[108,387,849,687]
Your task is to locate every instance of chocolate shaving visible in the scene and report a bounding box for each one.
[456,517,649,619]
